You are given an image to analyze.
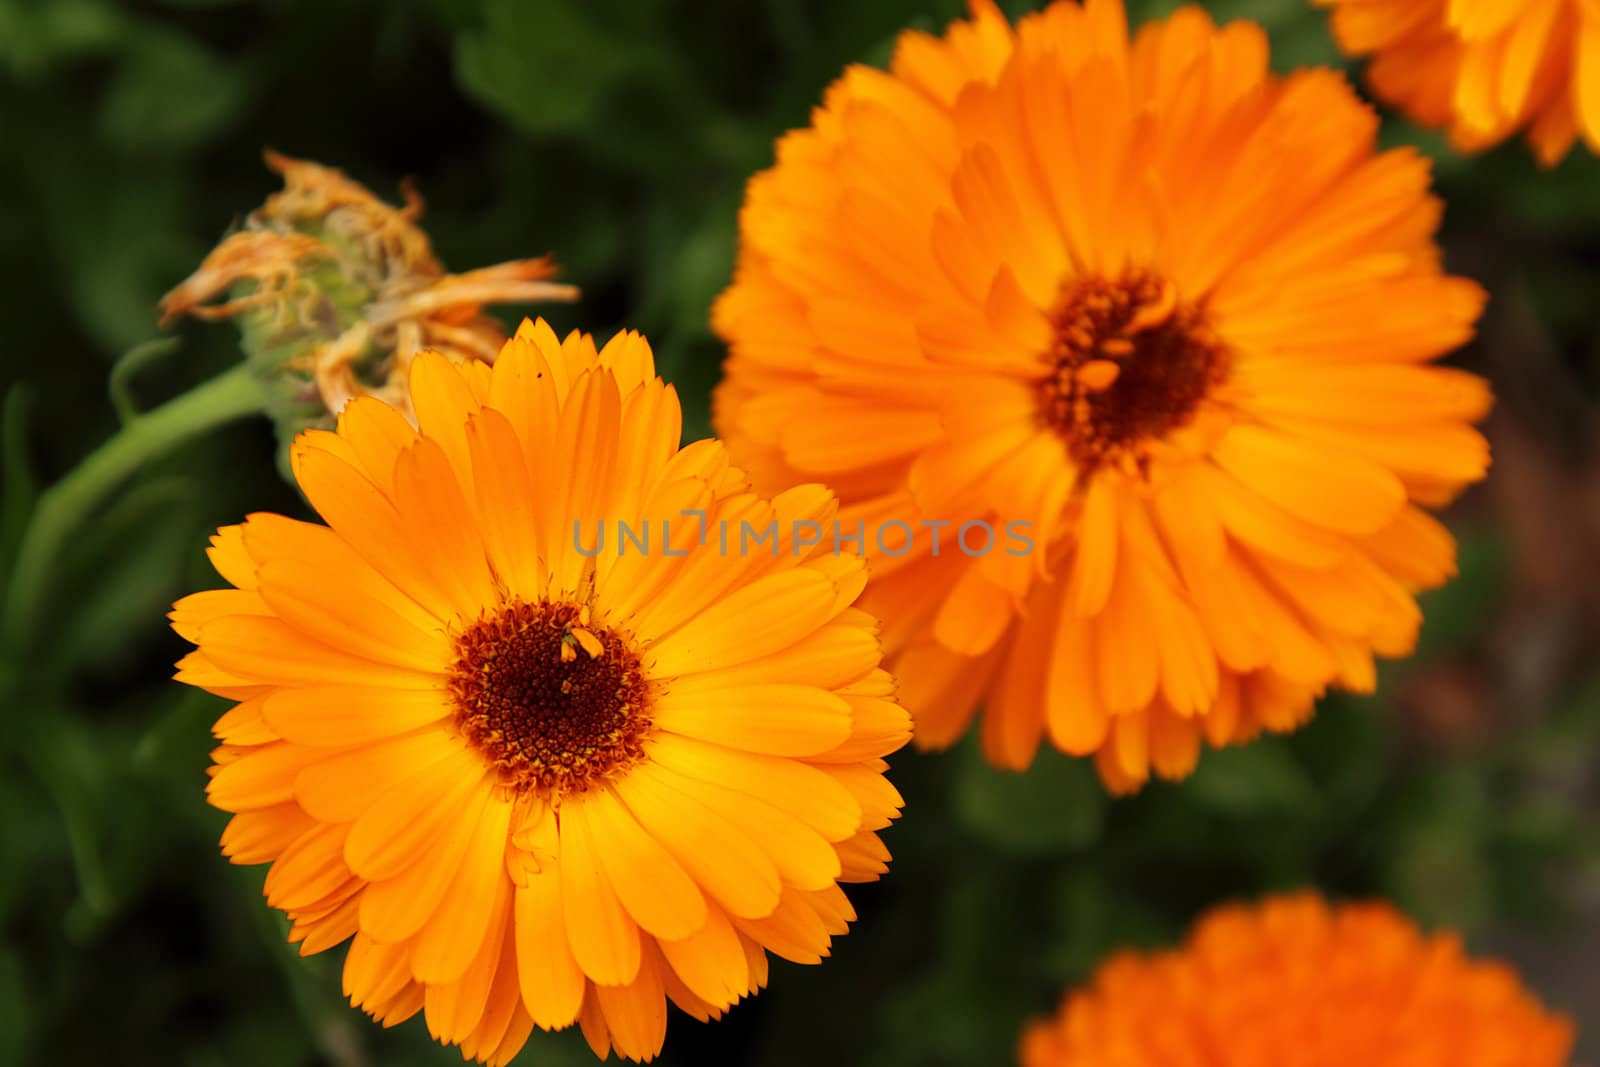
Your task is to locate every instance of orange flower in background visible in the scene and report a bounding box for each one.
[171,319,909,1063]
[1313,0,1600,165]
[1019,893,1576,1067]
[714,0,1491,792]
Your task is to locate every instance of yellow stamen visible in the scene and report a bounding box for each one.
[1078,360,1122,391]
[1125,279,1179,334]
[571,626,605,660]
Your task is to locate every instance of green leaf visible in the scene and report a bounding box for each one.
[1198,0,1341,71]
[34,152,197,350]
[51,478,197,673]
[0,0,126,81]
[0,773,48,923]
[108,337,183,424]
[133,687,224,774]
[1414,524,1506,659]
[0,385,35,583]
[0,946,27,1067]
[98,26,245,154]
[24,714,117,936]
[952,736,1106,855]
[1045,871,1172,979]
[1383,767,1494,931]
[1179,737,1317,818]
[454,0,656,137]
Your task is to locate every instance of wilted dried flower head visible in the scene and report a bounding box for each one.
[160,150,577,441]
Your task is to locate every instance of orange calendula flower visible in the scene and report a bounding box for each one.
[713,0,1491,793]
[1019,893,1576,1066]
[161,151,577,440]
[1312,0,1600,165]
[171,320,909,1063]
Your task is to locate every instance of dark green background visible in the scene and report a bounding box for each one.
[1,0,1597,1064]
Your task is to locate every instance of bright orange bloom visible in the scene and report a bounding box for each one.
[172,320,909,1063]
[1313,0,1600,165]
[1019,893,1576,1067]
[713,0,1491,792]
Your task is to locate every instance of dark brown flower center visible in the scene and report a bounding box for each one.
[448,599,650,799]
[1038,270,1228,472]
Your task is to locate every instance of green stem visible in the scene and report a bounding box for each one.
[4,362,265,645]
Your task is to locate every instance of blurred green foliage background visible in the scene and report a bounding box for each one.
[1,0,1597,1064]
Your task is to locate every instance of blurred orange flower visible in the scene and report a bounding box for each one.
[1020,893,1575,1067]
[171,320,908,1063]
[1313,0,1600,165]
[714,0,1491,792]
